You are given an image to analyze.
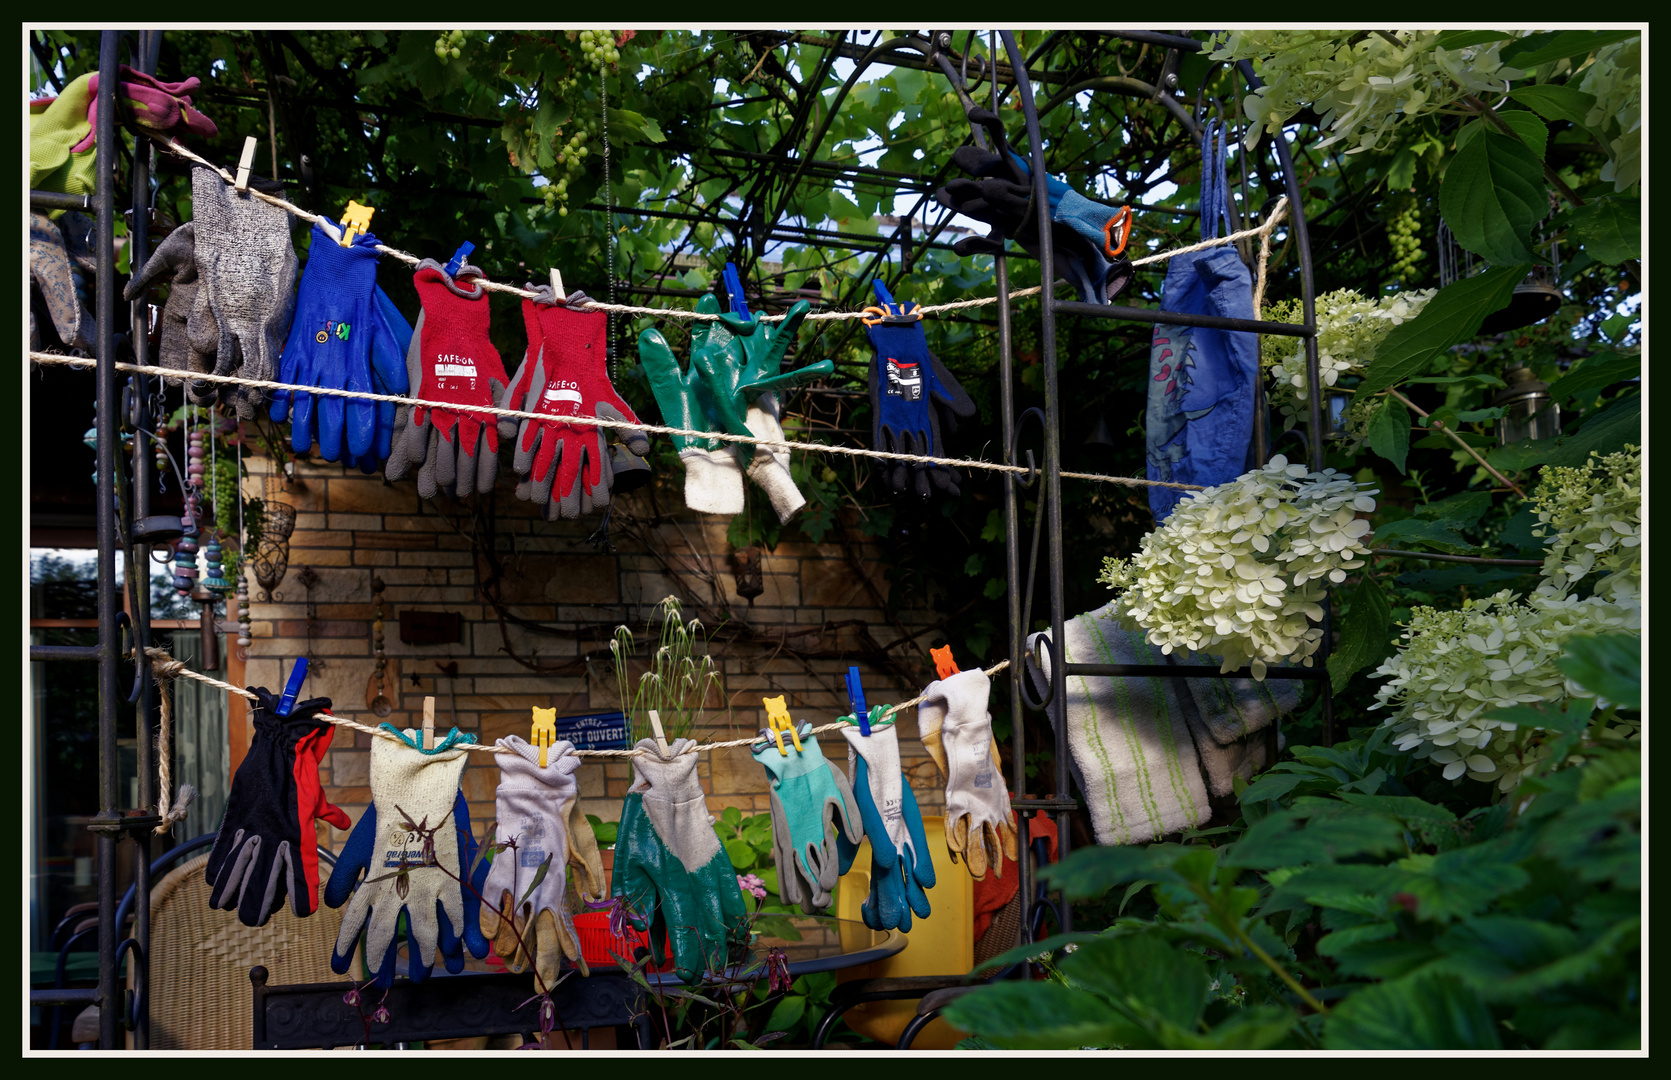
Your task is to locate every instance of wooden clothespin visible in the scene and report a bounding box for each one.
[845,666,870,736]
[338,201,375,247]
[549,267,567,302]
[275,657,309,717]
[646,709,670,759]
[421,695,436,751]
[531,706,557,768]
[931,644,961,681]
[762,695,803,756]
[234,136,259,194]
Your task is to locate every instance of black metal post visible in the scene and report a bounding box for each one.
[93,27,122,1052]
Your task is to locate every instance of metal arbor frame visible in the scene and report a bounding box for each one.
[27,28,1329,1048]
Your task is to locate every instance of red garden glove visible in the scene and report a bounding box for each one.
[396,258,514,499]
[501,285,650,520]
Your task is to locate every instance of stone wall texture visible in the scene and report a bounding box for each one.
[237,454,953,858]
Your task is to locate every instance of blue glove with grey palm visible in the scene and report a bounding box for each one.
[837,710,935,932]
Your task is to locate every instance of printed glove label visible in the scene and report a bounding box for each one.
[434,354,479,385]
[541,381,583,411]
[886,358,923,401]
[382,825,427,868]
[516,815,550,868]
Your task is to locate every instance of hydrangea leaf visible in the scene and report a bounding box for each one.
[1355,266,1525,398]
[1440,127,1547,265]
[1326,573,1394,693]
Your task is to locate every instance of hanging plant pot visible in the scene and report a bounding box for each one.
[731,545,765,603]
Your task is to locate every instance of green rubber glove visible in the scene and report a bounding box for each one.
[698,300,836,439]
[611,738,751,983]
[637,296,745,515]
[752,726,864,913]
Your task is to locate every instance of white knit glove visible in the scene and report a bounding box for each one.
[744,393,806,524]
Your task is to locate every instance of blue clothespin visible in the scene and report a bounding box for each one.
[721,262,752,322]
[275,657,309,717]
[845,665,870,736]
[443,241,476,278]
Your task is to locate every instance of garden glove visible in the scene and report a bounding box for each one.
[345,285,414,475]
[395,258,514,499]
[123,222,219,386]
[638,296,744,515]
[935,107,1134,305]
[192,167,296,418]
[865,287,978,498]
[918,668,1019,881]
[30,211,96,353]
[752,727,863,913]
[699,300,836,524]
[839,710,936,931]
[612,738,751,983]
[204,686,350,927]
[324,725,489,988]
[503,286,649,519]
[480,737,594,983]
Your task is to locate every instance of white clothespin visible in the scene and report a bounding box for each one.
[421,695,436,751]
[646,709,670,759]
[550,267,567,302]
[234,136,259,194]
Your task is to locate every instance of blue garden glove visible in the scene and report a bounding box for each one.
[838,710,935,932]
[638,296,745,515]
[611,738,752,983]
[323,725,489,988]
[935,107,1134,305]
[864,283,978,498]
[271,221,396,463]
[752,724,864,913]
[347,286,413,475]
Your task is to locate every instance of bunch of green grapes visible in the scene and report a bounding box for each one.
[433,29,465,61]
[1387,195,1424,286]
[575,29,621,70]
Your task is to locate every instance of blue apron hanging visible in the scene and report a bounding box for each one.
[1145,120,1260,523]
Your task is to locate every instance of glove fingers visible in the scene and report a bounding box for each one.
[406,892,440,973]
[208,829,258,911]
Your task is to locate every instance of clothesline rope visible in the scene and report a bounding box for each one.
[148,134,1288,322]
[139,647,1010,760]
[28,352,1208,493]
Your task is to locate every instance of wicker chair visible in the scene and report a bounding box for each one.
[141,852,347,1049]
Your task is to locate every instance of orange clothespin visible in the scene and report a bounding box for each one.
[1102,205,1133,258]
[931,644,961,681]
[762,695,803,756]
[531,707,557,767]
[339,201,375,247]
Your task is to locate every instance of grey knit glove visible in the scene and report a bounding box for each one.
[190,167,297,418]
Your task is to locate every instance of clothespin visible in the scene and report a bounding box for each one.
[646,709,670,758]
[931,644,961,681]
[275,657,309,717]
[845,666,870,737]
[338,201,375,247]
[233,136,259,194]
[721,262,752,322]
[861,279,922,326]
[443,241,475,278]
[762,695,803,756]
[421,696,435,751]
[549,267,567,301]
[531,707,557,768]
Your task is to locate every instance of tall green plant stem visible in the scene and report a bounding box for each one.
[1385,387,1528,498]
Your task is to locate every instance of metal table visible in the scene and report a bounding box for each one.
[250,914,904,1049]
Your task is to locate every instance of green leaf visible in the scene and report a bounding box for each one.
[970,931,1108,976]
[1386,145,1419,191]
[939,981,1128,1050]
[1042,845,1188,900]
[1059,933,1211,1039]
[607,108,665,144]
[1326,573,1394,693]
[1434,30,1518,50]
[1566,196,1642,264]
[762,993,806,1034]
[520,852,554,905]
[1365,396,1411,474]
[1556,633,1640,708]
[720,806,743,827]
[1368,517,1471,554]
[1498,30,1639,70]
[1440,129,1547,265]
[1331,971,1505,1049]
[1355,265,1527,398]
[1509,83,1600,128]
[1486,391,1638,471]
[1454,111,1549,161]
[1545,351,1637,407]
[723,837,757,871]
[1224,803,1405,869]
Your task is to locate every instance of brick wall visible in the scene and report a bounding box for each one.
[237,452,950,858]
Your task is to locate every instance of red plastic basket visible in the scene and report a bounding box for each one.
[572,911,673,973]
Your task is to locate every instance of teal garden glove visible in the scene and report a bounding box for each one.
[752,725,863,913]
[611,738,752,983]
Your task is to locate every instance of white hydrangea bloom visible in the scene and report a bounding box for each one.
[1530,446,1642,604]
[1262,288,1436,433]
[1099,457,1375,679]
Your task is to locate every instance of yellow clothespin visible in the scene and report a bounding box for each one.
[550,267,566,301]
[531,706,557,768]
[421,695,436,751]
[234,135,259,194]
[339,201,375,247]
[931,644,961,681]
[762,695,803,756]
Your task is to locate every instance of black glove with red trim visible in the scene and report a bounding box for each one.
[205,687,351,926]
